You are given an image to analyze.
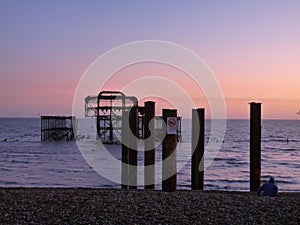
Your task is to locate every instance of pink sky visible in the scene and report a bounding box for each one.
[0,1,299,119]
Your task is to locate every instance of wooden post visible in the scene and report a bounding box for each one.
[144,101,156,189]
[121,110,129,189]
[128,105,138,189]
[109,100,113,141]
[162,109,177,192]
[250,102,261,191]
[96,97,100,139]
[191,108,205,190]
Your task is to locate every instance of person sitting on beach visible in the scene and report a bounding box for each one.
[257,177,278,197]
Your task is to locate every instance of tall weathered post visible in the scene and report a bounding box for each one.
[144,101,156,189]
[121,110,129,189]
[162,109,177,192]
[191,108,205,190]
[250,102,262,191]
[128,105,138,189]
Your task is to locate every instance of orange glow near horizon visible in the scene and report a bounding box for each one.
[96,62,299,119]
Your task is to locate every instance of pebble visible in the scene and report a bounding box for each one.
[0,188,299,224]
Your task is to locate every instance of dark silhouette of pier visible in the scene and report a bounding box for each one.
[40,116,76,141]
[42,90,266,193]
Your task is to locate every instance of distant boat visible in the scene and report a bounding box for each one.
[297,110,300,115]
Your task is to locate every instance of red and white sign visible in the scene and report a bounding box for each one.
[167,117,177,134]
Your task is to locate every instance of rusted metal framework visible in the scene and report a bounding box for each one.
[84,96,98,117]
[41,116,76,141]
[88,91,182,143]
[96,91,138,144]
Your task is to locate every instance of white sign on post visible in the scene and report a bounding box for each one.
[166,117,177,135]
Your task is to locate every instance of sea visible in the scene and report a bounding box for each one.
[0,118,299,192]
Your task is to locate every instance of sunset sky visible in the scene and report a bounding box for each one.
[1,0,299,119]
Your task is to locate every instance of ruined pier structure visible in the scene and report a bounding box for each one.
[41,116,76,141]
[42,90,262,192]
[89,91,182,144]
[90,92,262,192]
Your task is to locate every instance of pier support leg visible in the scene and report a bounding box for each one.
[191,108,205,190]
[121,111,129,189]
[144,101,156,189]
[129,105,138,189]
[162,109,177,192]
[250,102,262,191]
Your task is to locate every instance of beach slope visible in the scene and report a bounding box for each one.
[0,188,299,224]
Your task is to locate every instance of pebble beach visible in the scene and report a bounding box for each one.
[0,188,299,225]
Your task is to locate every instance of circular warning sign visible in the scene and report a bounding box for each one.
[167,117,177,134]
[168,118,177,127]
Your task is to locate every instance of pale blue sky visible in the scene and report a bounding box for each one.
[1,1,299,118]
